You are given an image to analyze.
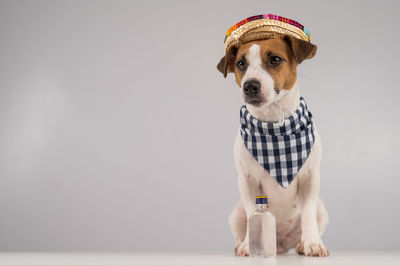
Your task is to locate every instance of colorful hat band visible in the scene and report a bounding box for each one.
[224,14,311,51]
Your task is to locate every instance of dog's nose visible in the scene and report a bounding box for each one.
[243,79,261,95]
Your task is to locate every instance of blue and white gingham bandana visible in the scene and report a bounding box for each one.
[239,97,315,188]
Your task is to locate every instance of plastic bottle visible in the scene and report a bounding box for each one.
[248,196,276,258]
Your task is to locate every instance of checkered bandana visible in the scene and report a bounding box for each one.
[239,97,315,188]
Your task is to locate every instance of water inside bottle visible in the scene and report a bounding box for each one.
[248,196,277,258]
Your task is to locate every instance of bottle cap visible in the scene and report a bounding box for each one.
[256,196,268,204]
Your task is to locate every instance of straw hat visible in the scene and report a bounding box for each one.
[218,14,314,77]
[223,14,311,55]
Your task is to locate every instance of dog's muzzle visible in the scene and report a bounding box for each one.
[243,79,260,96]
[243,79,263,105]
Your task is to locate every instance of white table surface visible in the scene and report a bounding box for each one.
[0,251,399,266]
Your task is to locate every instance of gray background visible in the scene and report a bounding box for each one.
[0,0,399,252]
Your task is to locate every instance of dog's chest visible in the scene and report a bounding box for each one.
[259,170,301,232]
[235,131,301,218]
[261,171,301,220]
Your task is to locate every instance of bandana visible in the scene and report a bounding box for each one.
[239,97,315,188]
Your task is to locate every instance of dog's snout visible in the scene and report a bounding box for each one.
[243,79,261,96]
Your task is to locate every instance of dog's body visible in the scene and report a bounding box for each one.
[218,37,329,256]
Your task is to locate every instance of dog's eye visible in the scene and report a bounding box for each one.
[236,60,246,70]
[269,56,282,66]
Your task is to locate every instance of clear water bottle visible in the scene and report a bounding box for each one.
[249,196,276,258]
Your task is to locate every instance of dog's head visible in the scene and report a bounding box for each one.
[217,35,317,107]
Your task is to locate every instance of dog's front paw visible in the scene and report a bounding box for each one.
[296,240,329,257]
[236,241,249,257]
[233,242,241,256]
[277,245,288,254]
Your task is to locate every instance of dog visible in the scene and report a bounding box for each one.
[217,34,329,256]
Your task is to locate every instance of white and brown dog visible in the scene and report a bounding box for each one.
[217,35,329,256]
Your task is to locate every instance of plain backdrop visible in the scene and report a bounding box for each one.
[1,0,400,252]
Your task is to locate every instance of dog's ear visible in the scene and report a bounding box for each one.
[284,35,317,64]
[216,46,238,78]
[217,56,226,76]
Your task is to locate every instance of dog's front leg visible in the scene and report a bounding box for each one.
[236,173,261,256]
[296,170,329,256]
